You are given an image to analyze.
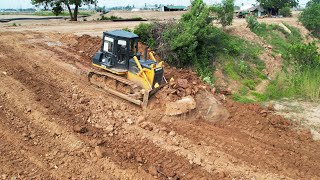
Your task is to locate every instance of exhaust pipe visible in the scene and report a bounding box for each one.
[143,46,149,61]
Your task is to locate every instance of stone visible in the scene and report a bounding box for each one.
[148,165,158,176]
[169,131,176,137]
[136,156,144,163]
[72,94,78,100]
[137,116,145,124]
[165,96,196,116]
[260,110,268,117]
[94,146,104,158]
[105,125,114,133]
[176,78,188,89]
[217,171,226,178]
[73,125,88,133]
[126,118,134,125]
[193,157,202,166]
[267,103,275,111]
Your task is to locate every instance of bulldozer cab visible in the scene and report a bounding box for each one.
[99,30,140,71]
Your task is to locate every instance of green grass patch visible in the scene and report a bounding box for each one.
[243,79,256,90]
[33,10,95,16]
[232,93,255,103]
[265,68,320,102]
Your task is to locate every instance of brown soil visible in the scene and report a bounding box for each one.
[0,31,320,180]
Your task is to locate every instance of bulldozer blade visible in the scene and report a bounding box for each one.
[103,86,143,106]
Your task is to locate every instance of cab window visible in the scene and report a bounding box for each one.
[103,36,114,53]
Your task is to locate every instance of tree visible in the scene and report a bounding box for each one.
[257,0,298,15]
[31,0,97,21]
[211,0,235,28]
[306,0,320,7]
[299,3,320,37]
[279,6,292,17]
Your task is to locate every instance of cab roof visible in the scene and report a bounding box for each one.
[104,30,139,39]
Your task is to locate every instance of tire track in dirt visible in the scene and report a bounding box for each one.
[147,112,320,179]
[0,31,217,179]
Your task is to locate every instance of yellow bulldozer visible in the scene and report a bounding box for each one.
[88,30,167,108]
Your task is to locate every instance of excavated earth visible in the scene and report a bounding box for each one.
[0,31,320,179]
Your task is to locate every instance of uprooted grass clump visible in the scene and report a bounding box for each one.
[134,0,265,88]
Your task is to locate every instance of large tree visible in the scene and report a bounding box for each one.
[257,0,298,15]
[31,0,96,21]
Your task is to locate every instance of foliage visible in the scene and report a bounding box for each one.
[211,0,235,28]
[246,16,259,30]
[243,79,256,90]
[33,10,93,16]
[100,15,122,20]
[247,20,302,55]
[257,0,298,13]
[51,1,63,16]
[259,27,320,102]
[265,69,320,101]
[12,23,17,27]
[133,23,156,49]
[285,42,320,71]
[122,27,132,32]
[306,0,320,7]
[31,0,97,21]
[279,7,292,17]
[299,3,320,37]
[232,93,255,103]
[134,0,265,87]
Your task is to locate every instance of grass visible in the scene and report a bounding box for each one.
[265,68,320,102]
[251,23,302,55]
[33,10,95,17]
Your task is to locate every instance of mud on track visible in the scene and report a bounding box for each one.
[0,31,320,179]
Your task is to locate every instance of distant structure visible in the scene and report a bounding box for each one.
[235,5,265,17]
[159,5,187,12]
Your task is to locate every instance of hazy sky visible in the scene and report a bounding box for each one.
[0,0,309,9]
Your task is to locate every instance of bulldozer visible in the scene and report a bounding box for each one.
[88,30,167,108]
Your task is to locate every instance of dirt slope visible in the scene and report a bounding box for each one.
[0,31,320,179]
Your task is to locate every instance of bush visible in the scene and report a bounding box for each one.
[279,7,292,17]
[285,42,320,70]
[133,23,156,48]
[246,16,259,30]
[299,3,320,37]
[134,0,265,87]
[211,0,235,28]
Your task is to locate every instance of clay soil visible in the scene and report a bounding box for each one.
[0,31,320,180]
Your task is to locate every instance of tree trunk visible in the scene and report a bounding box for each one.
[65,3,74,21]
[73,5,79,21]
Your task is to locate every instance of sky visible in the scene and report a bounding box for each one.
[0,0,309,9]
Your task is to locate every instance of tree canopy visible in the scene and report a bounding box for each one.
[210,0,235,28]
[31,0,96,21]
[257,0,298,15]
[299,2,320,37]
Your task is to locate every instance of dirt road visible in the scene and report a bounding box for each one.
[0,31,319,179]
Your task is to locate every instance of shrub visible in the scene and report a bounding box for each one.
[211,0,235,28]
[285,42,320,70]
[133,23,156,48]
[246,16,259,30]
[299,3,320,37]
[279,7,292,17]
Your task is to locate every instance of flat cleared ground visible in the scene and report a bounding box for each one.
[0,11,320,179]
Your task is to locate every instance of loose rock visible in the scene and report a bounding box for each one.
[94,146,104,158]
[148,165,158,176]
[73,125,88,133]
